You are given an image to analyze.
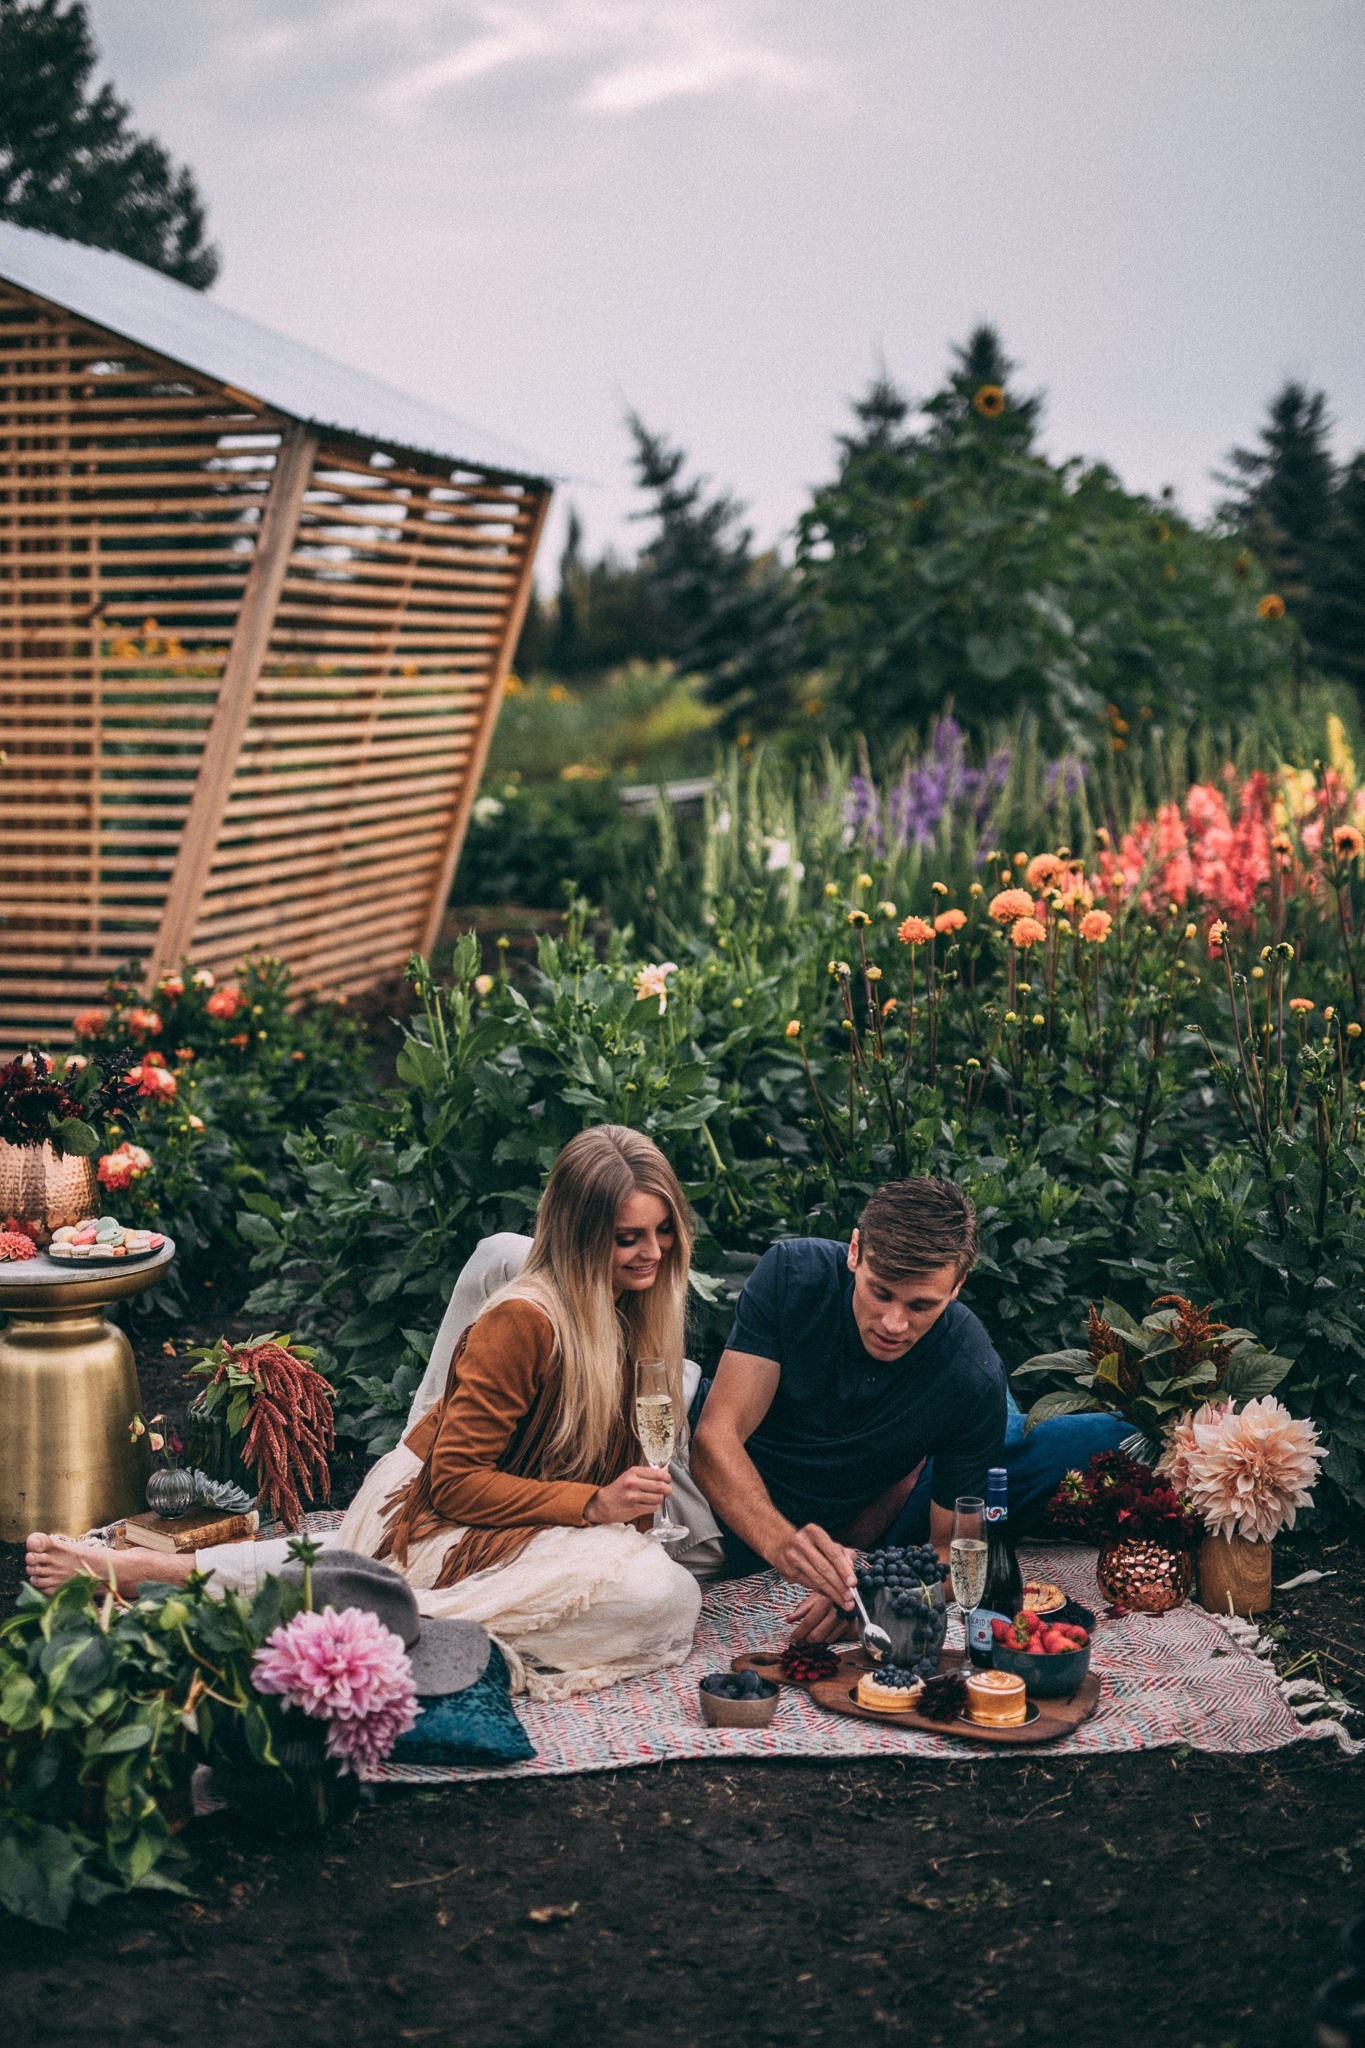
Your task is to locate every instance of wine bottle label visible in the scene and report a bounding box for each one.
[984,1505,1007,1522]
[968,1606,1009,1656]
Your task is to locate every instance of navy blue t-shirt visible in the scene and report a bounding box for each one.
[724,1237,1006,1535]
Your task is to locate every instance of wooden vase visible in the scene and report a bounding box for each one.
[1197,1532,1273,1618]
[0,1140,99,1247]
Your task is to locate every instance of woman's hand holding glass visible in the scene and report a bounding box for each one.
[585,1466,673,1525]
[633,1356,690,1544]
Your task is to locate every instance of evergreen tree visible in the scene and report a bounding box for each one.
[938,322,1044,438]
[550,504,586,674]
[1218,381,1336,634]
[628,414,800,733]
[513,501,672,680]
[1315,453,1365,699]
[0,0,218,287]
[797,329,1295,743]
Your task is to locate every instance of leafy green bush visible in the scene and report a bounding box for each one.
[0,1570,303,1928]
[486,659,718,781]
[239,718,1365,1525]
[68,955,368,1311]
[452,775,655,909]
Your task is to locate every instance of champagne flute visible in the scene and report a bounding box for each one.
[634,1356,689,1546]
[949,1496,987,1662]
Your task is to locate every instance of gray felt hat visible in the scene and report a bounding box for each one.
[281,1549,491,1696]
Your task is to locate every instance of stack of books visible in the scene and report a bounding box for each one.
[120,1506,260,1553]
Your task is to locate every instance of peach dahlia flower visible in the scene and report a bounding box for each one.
[1157,1396,1324,1543]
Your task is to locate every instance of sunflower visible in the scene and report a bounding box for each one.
[973,384,1006,418]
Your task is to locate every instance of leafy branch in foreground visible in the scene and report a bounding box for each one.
[0,1570,299,1929]
[1017,1294,1291,1449]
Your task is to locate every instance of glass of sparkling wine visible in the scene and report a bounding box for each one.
[950,1496,988,1655]
[634,1356,689,1546]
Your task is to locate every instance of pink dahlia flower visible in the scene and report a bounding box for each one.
[1157,1396,1324,1543]
[252,1604,418,1774]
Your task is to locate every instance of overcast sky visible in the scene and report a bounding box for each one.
[84,0,1365,576]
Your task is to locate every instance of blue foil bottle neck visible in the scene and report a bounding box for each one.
[985,1466,1008,1522]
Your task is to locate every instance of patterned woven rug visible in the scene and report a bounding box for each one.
[370,1544,1351,1785]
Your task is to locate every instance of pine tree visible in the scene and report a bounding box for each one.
[940,322,1043,438]
[1315,453,1365,698]
[835,367,914,461]
[797,330,1295,743]
[628,415,799,733]
[549,505,586,675]
[797,332,1056,730]
[0,0,218,287]
[1218,381,1336,634]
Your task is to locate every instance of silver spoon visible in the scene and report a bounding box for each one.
[850,1585,894,1664]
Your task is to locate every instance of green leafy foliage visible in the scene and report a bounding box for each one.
[0,1570,301,1928]
[1017,1294,1290,1443]
[71,955,368,1316]
[238,720,1365,1525]
[0,0,218,286]
[797,329,1296,746]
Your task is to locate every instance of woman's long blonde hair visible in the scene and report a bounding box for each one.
[490,1126,693,1482]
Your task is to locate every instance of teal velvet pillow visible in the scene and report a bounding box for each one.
[390,1644,534,1766]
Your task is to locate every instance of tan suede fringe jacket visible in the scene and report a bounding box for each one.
[377,1297,635,1588]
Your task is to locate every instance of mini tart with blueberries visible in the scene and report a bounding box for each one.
[855,1666,923,1713]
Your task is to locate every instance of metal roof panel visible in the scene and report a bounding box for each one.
[0,221,561,481]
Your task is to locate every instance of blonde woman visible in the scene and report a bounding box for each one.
[28,1126,703,1700]
[337,1123,703,1694]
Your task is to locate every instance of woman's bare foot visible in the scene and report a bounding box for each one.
[24,1531,193,1596]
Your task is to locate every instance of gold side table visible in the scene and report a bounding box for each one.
[0,1241,174,1542]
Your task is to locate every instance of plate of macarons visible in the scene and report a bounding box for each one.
[47,1217,166,1262]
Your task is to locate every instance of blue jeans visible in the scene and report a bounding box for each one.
[883,1396,1127,1544]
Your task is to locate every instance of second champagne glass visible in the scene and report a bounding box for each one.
[633,1356,689,1546]
[949,1495,987,1660]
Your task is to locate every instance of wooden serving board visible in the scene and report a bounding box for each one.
[733,1647,1102,1747]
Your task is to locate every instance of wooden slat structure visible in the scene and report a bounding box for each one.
[0,225,554,1050]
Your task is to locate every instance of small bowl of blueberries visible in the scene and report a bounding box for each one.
[698,1667,780,1727]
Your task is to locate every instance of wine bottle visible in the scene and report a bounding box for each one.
[966,1466,1023,1667]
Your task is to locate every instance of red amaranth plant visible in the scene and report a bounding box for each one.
[188,1334,335,1532]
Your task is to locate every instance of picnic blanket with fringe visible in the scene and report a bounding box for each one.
[369,1543,1357,1785]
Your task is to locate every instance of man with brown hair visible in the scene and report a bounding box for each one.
[690,1177,1121,1638]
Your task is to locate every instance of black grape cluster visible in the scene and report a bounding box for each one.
[856,1543,950,1681]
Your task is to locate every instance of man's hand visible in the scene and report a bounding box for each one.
[772,1522,857,1609]
[585,1466,671,1524]
[784,1591,856,1645]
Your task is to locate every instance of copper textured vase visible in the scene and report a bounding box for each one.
[0,1141,99,1247]
[1097,1537,1194,1613]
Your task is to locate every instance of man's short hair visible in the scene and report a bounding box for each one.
[857,1178,979,1283]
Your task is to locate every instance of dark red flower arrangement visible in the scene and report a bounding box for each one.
[0,1049,139,1156]
[1047,1449,1203,1548]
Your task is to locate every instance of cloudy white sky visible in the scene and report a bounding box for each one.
[85,0,1365,574]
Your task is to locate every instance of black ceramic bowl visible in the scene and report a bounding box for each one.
[990,1636,1091,1700]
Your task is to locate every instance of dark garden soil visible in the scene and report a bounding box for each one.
[4,1284,1365,2048]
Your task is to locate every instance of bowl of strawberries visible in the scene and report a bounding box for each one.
[989,1608,1092,1698]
